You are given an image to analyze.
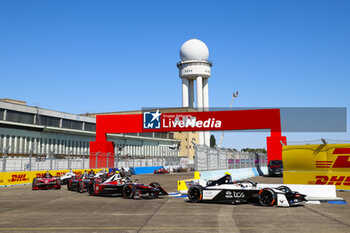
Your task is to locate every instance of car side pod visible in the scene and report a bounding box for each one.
[149,182,168,196]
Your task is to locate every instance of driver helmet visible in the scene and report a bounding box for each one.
[225,172,231,176]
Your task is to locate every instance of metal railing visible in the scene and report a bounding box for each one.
[0,150,181,172]
[89,152,181,169]
[194,145,267,171]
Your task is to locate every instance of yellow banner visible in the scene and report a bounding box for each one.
[283,143,350,190]
[0,169,106,186]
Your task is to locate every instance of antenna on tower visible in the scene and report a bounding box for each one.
[219,91,239,148]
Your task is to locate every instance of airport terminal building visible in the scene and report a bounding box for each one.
[0,99,180,161]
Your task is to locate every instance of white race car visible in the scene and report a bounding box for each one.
[187,178,307,207]
[60,170,76,185]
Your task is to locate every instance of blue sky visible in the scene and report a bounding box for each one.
[1,0,349,149]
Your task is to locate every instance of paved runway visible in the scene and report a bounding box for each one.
[0,173,349,233]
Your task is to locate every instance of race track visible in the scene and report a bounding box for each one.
[0,173,349,233]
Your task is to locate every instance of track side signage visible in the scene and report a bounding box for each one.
[283,144,350,190]
[0,169,105,187]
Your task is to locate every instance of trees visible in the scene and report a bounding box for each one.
[210,135,216,148]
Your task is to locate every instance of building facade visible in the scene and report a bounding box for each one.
[0,100,179,160]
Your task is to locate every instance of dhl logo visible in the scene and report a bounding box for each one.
[9,174,29,182]
[36,172,46,177]
[309,176,350,186]
[315,148,350,168]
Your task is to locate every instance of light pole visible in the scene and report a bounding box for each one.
[68,150,73,169]
[2,146,10,172]
[29,146,35,171]
[219,91,238,148]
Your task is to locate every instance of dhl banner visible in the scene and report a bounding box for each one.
[0,168,106,187]
[283,143,350,190]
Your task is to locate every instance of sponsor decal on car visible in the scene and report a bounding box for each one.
[225,191,245,199]
[233,191,245,198]
[225,191,233,198]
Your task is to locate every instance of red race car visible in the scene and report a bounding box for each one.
[154,167,170,174]
[88,173,168,199]
[32,171,61,190]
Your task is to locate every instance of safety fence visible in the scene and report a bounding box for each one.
[0,152,181,172]
[194,145,267,171]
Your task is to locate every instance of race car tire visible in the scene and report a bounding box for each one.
[67,181,72,191]
[56,179,61,189]
[32,178,37,190]
[78,180,85,193]
[88,183,95,196]
[258,188,277,206]
[123,184,137,199]
[188,185,203,203]
[149,182,161,198]
[277,185,292,193]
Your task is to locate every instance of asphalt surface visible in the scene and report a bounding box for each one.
[0,173,349,233]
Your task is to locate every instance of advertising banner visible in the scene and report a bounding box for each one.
[0,168,105,187]
[283,144,350,190]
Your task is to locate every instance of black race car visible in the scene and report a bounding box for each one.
[88,174,168,199]
[187,178,306,207]
[67,172,96,193]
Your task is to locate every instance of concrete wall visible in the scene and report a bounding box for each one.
[200,167,268,181]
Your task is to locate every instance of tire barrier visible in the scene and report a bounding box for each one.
[0,168,106,187]
[283,143,350,190]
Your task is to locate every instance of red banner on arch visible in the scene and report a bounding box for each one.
[90,109,286,168]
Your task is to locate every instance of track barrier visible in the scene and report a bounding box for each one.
[283,143,350,190]
[129,166,163,175]
[0,168,106,187]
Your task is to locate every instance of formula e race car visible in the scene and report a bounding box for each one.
[88,173,168,199]
[187,179,306,207]
[173,166,187,173]
[60,170,76,185]
[67,171,97,193]
[154,167,170,174]
[32,174,61,190]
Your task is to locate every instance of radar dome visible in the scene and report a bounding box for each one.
[180,39,209,61]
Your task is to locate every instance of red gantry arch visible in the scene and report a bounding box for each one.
[90,109,286,168]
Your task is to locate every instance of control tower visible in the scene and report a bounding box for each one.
[177,39,212,146]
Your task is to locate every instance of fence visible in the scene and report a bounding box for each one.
[0,150,181,172]
[194,145,267,171]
